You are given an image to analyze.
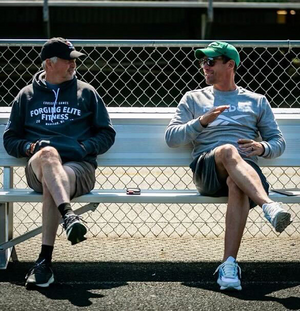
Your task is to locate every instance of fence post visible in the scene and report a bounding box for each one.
[43,0,50,38]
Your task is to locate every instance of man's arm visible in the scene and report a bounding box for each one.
[237,97,285,159]
[3,95,30,158]
[80,90,116,155]
[165,94,203,148]
[256,96,286,159]
[165,93,229,148]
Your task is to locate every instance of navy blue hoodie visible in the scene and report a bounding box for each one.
[3,71,116,168]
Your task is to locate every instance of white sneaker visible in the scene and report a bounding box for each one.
[214,257,242,291]
[262,202,292,233]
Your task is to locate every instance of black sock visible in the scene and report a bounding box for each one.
[38,244,54,264]
[58,202,73,218]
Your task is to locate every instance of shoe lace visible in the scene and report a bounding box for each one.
[62,214,86,229]
[213,261,241,279]
[25,259,48,279]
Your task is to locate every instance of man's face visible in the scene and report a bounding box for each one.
[51,57,76,83]
[199,56,228,86]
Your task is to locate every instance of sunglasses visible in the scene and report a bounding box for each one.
[199,57,224,68]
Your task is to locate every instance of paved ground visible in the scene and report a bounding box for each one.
[0,236,300,311]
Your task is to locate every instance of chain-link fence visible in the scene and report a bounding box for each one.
[1,40,300,108]
[0,40,300,238]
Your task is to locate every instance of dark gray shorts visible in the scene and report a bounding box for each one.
[190,149,269,209]
[25,161,96,199]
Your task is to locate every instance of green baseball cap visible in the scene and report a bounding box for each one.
[195,41,240,66]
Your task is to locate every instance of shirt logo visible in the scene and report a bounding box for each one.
[208,115,247,127]
[66,40,74,50]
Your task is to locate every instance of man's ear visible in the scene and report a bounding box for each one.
[228,59,235,69]
[45,58,53,69]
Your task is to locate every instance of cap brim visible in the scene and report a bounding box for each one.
[69,50,86,59]
[195,48,222,60]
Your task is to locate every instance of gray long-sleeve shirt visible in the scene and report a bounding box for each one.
[165,86,285,163]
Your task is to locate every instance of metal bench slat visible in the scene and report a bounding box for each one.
[0,188,297,204]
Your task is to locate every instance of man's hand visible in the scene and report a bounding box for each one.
[25,142,37,157]
[199,105,230,127]
[238,139,264,157]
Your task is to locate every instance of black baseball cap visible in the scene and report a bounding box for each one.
[40,37,85,61]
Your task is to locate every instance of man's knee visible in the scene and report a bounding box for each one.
[216,144,241,164]
[39,147,61,164]
[28,147,61,180]
[31,147,62,172]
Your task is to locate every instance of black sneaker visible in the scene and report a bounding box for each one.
[63,214,87,245]
[25,259,54,288]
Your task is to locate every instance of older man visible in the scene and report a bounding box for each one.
[4,37,116,288]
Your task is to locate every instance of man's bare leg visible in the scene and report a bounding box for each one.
[29,147,74,207]
[223,176,249,261]
[215,144,271,206]
[41,182,61,246]
[28,146,87,246]
[215,144,292,232]
[41,165,77,246]
[215,174,248,292]
[25,145,89,287]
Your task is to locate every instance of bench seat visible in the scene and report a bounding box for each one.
[0,188,298,204]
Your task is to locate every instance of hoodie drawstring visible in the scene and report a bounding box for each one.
[51,88,60,122]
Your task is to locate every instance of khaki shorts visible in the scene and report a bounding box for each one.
[25,161,96,199]
[190,148,269,209]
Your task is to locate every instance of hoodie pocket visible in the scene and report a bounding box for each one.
[34,136,87,162]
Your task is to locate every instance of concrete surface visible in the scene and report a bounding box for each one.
[0,236,299,311]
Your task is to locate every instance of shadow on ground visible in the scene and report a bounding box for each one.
[0,261,299,309]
